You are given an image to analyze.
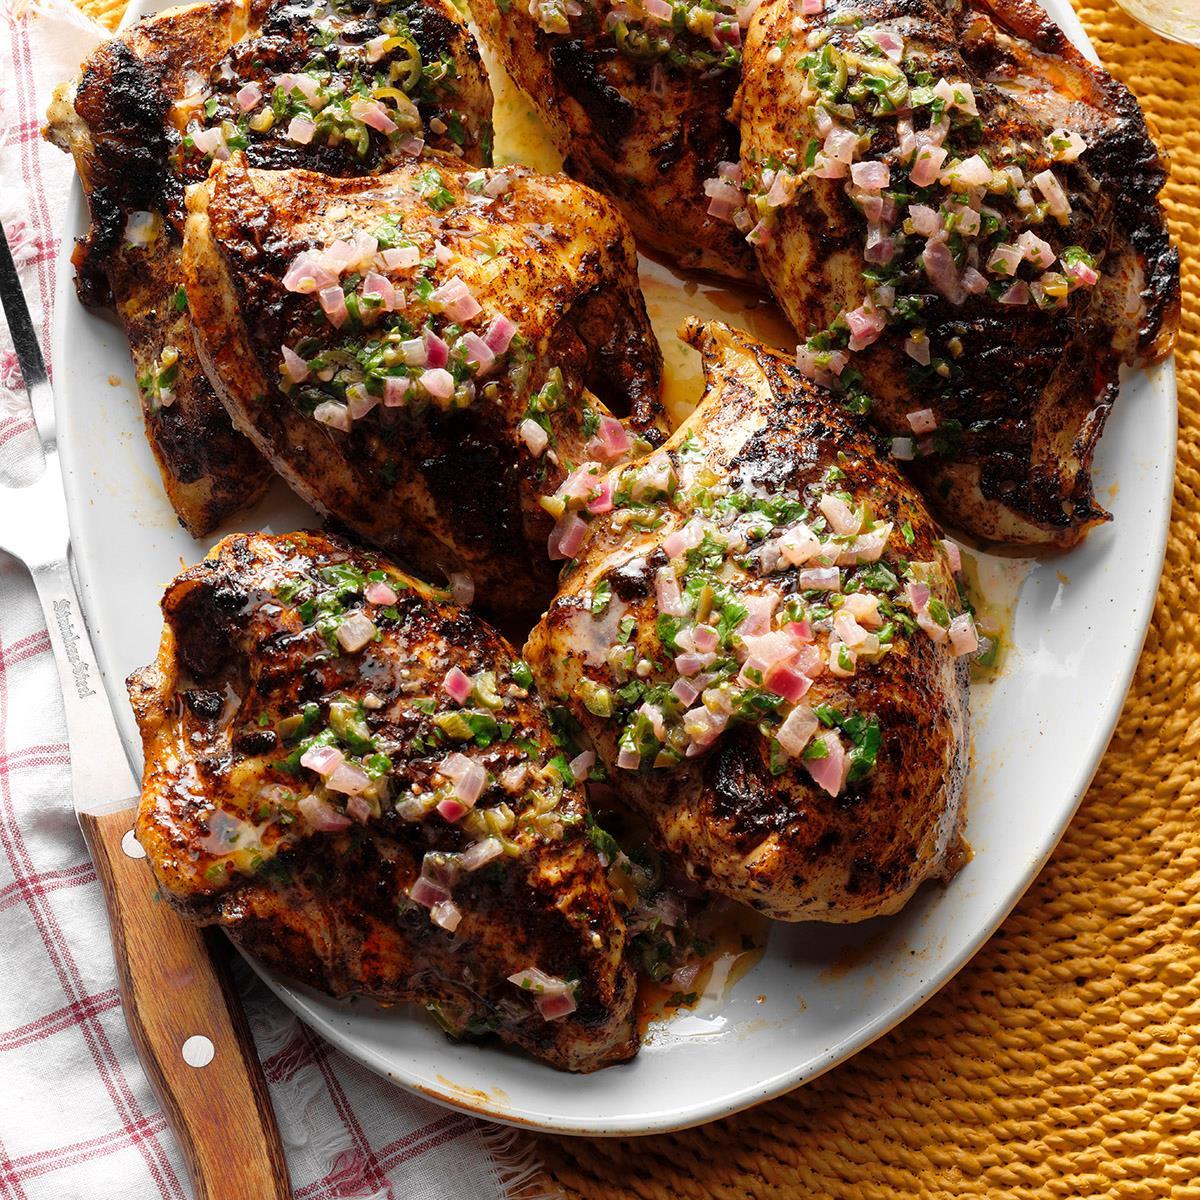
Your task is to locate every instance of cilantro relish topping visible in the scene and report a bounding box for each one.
[517,0,748,70]
[176,0,472,168]
[710,7,1100,431]
[559,440,979,797]
[275,195,525,428]
[222,553,590,944]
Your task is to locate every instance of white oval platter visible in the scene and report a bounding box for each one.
[52,0,1174,1136]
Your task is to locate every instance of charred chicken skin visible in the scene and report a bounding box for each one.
[732,0,1178,547]
[45,0,494,534]
[468,0,759,282]
[526,321,970,921]
[128,530,638,1072]
[181,156,665,620]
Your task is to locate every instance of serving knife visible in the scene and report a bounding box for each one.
[0,220,291,1200]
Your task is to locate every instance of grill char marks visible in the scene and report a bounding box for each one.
[738,0,1179,548]
[127,530,639,1072]
[527,320,970,923]
[468,0,761,282]
[181,158,665,622]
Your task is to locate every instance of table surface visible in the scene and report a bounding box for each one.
[69,0,1200,1195]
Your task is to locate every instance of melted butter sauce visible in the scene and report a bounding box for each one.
[637,901,772,1036]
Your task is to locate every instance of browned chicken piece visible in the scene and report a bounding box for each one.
[45,0,494,535]
[128,530,638,1072]
[468,0,760,282]
[734,0,1178,548]
[182,155,665,621]
[526,320,970,922]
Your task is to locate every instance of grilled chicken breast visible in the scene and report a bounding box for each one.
[469,0,759,282]
[46,0,494,534]
[128,530,638,1072]
[734,0,1178,547]
[182,156,665,620]
[526,320,970,921]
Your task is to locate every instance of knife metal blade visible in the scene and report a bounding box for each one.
[0,218,138,813]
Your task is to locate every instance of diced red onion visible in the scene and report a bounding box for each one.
[872,28,904,62]
[519,417,549,458]
[941,539,962,573]
[1065,259,1099,287]
[361,271,397,311]
[313,401,351,432]
[798,567,840,591]
[440,751,487,806]
[948,612,978,656]
[944,154,992,188]
[350,98,397,134]
[436,796,469,823]
[892,436,915,460]
[299,793,353,832]
[423,328,450,368]
[431,899,462,932]
[904,336,931,366]
[1033,169,1071,219]
[586,478,613,514]
[851,160,890,190]
[430,276,482,323]
[777,704,819,757]
[693,624,719,653]
[564,750,594,783]
[335,609,377,652]
[907,581,931,611]
[281,344,309,383]
[301,744,344,776]
[365,580,397,606]
[1017,230,1056,270]
[804,732,847,796]
[484,314,517,354]
[801,0,822,12]
[999,281,1029,305]
[346,794,372,824]
[910,144,948,187]
[548,512,588,561]
[382,245,421,271]
[235,82,262,112]
[837,524,892,565]
[819,493,861,537]
[443,666,473,704]
[420,367,455,400]
[286,116,315,145]
[191,125,229,159]
[845,304,886,351]
[462,331,495,373]
[962,267,988,295]
[410,875,450,908]
[655,568,686,617]
[779,522,821,565]
[922,235,965,305]
[765,662,811,703]
[384,376,411,406]
[319,286,349,328]
[617,745,641,770]
[462,837,504,871]
[907,408,938,433]
[326,762,371,796]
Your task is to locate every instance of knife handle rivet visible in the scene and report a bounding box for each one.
[121,829,146,859]
[182,1035,215,1068]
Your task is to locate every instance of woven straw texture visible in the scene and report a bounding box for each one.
[71,0,1200,1194]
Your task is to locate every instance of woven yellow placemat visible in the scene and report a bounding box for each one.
[74,0,1199,1193]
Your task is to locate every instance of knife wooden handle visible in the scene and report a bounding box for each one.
[79,803,292,1200]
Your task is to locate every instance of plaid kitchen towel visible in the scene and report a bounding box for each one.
[0,2,558,1197]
